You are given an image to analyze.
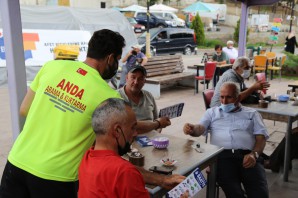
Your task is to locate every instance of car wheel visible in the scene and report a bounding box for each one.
[150,48,156,56]
[184,47,192,55]
[157,24,165,28]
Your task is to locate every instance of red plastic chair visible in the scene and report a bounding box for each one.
[202,89,215,110]
[230,58,236,64]
[194,62,217,94]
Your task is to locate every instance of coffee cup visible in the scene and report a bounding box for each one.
[259,100,269,108]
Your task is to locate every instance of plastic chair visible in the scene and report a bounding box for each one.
[253,55,267,75]
[202,89,219,198]
[266,52,276,67]
[194,62,217,94]
[202,89,214,110]
[230,58,236,64]
[202,89,214,143]
[268,55,286,81]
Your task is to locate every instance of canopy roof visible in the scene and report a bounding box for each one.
[149,4,178,13]
[0,5,137,56]
[122,4,146,12]
[182,1,216,13]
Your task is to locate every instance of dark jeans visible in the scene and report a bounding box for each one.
[0,161,78,198]
[217,150,269,198]
[269,132,298,172]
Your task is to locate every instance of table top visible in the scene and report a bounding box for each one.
[288,83,298,87]
[131,131,223,194]
[194,63,233,68]
[246,101,298,117]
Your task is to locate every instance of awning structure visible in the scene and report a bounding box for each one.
[149,3,178,13]
[121,4,146,12]
[182,1,216,13]
[235,0,280,56]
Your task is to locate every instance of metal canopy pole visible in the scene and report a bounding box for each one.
[238,2,249,56]
[0,0,27,141]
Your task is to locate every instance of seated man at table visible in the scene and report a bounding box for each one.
[211,44,230,65]
[223,40,238,60]
[119,66,171,133]
[79,98,188,197]
[210,56,270,107]
[183,82,269,198]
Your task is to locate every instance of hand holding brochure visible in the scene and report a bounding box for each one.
[166,168,207,198]
[159,103,184,119]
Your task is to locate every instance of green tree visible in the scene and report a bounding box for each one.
[149,0,157,6]
[233,19,249,45]
[190,13,205,46]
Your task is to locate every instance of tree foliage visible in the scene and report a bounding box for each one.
[190,13,205,46]
[233,19,249,44]
[284,51,298,68]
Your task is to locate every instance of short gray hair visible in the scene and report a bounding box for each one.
[227,40,234,45]
[232,56,250,69]
[92,98,129,135]
[220,82,240,98]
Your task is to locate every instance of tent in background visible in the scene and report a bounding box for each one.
[122,4,146,12]
[0,5,137,86]
[182,1,216,13]
[149,4,178,13]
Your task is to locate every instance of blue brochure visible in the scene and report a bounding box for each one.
[136,136,153,147]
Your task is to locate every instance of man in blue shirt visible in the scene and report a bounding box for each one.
[120,44,147,88]
[183,82,269,198]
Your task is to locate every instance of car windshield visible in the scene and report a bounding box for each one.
[127,17,137,24]
[137,28,161,44]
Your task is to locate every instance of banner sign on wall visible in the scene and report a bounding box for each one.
[0,29,91,67]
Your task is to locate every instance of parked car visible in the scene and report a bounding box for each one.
[134,11,176,28]
[127,17,145,33]
[151,11,185,27]
[137,28,197,56]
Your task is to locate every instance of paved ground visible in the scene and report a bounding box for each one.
[1,50,298,197]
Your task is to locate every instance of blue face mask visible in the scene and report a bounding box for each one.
[220,103,236,113]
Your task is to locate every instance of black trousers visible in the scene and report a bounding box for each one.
[0,161,78,198]
[269,132,298,172]
[217,150,269,198]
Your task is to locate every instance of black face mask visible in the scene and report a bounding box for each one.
[102,56,119,80]
[116,127,131,156]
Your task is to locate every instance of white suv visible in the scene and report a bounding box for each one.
[151,11,185,27]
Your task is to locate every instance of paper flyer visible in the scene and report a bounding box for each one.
[159,103,184,119]
[166,168,207,198]
[135,136,152,147]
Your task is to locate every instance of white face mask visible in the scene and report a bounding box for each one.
[241,69,251,79]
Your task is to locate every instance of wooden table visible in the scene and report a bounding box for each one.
[193,63,233,89]
[246,101,298,181]
[131,131,223,198]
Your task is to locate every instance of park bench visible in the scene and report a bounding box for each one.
[142,55,194,99]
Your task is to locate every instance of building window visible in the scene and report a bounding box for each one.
[100,2,106,8]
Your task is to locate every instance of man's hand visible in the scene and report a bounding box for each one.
[160,174,186,190]
[157,117,171,128]
[243,153,256,168]
[252,80,270,91]
[183,123,195,135]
